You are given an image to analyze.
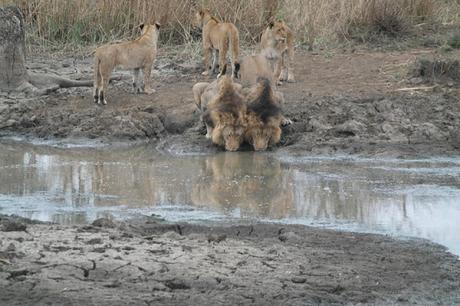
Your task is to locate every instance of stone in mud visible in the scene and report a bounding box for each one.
[411,123,448,143]
[85,238,103,245]
[164,279,191,290]
[207,234,227,243]
[279,231,302,243]
[381,122,408,143]
[450,129,460,149]
[333,120,366,137]
[291,277,307,284]
[1,220,27,232]
[91,218,116,228]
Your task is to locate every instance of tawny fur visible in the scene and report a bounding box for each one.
[201,75,246,151]
[195,9,240,79]
[260,20,295,85]
[192,80,243,113]
[243,78,284,151]
[239,54,275,86]
[93,23,160,105]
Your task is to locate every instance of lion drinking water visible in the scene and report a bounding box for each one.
[243,78,286,151]
[201,67,246,151]
[93,22,160,105]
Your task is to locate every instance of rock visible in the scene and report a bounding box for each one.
[409,77,424,85]
[279,231,302,243]
[291,277,307,284]
[86,238,103,245]
[450,129,460,149]
[6,243,16,252]
[381,123,408,143]
[164,279,191,290]
[0,119,17,129]
[1,220,27,232]
[307,118,331,132]
[207,234,227,243]
[333,120,366,137]
[411,123,448,143]
[91,218,116,228]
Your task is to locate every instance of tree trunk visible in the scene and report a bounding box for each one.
[0,6,123,96]
[0,6,27,91]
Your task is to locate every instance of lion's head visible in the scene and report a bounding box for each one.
[244,117,281,151]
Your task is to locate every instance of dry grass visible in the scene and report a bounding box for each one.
[1,0,459,50]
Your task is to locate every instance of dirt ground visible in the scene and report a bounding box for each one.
[0,214,459,306]
[0,48,459,157]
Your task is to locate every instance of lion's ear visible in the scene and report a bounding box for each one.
[268,21,274,29]
[199,10,204,17]
[138,23,145,31]
[155,22,161,30]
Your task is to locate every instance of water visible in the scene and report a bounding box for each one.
[0,140,460,256]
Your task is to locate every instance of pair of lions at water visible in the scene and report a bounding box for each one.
[93,22,160,105]
[193,65,286,152]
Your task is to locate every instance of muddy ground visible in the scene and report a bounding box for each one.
[1,214,459,305]
[0,48,459,157]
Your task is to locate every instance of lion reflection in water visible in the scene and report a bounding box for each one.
[191,153,294,218]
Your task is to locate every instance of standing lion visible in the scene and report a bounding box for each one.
[194,9,240,79]
[260,20,295,85]
[93,22,160,105]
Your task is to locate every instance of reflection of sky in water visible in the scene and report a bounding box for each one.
[0,141,459,256]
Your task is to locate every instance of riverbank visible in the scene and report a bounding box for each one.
[1,49,459,157]
[1,214,459,305]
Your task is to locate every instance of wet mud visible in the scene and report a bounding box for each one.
[0,50,459,157]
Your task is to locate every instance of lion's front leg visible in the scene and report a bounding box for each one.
[274,59,283,86]
[279,54,288,82]
[142,63,155,94]
[286,48,295,83]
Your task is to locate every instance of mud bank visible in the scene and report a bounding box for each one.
[1,214,460,305]
[1,50,459,156]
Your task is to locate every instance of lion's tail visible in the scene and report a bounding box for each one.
[229,25,240,78]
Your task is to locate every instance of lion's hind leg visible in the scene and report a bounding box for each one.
[93,58,101,104]
[98,63,112,105]
[132,68,142,94]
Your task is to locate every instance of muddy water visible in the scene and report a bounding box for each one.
[0,140,459,255]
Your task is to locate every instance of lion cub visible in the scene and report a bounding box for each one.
[260,20,295,85]
[194,9,240,79]
[93,22,160,105]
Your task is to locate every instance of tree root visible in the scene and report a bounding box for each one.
[11,73,123,96]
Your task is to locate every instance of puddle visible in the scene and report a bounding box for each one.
[0,140,459,255]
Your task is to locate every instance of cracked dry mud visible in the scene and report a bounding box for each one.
[1,215,460,305]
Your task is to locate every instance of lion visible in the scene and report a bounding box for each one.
[238,53,275,86]
[93,22,160,105]
[201,72,246,151]
[194,9,240,79]
[260,20,295,85]
[243,77,286,151]
[192,65,243,113]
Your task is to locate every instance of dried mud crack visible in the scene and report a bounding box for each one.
[1,214,460,305]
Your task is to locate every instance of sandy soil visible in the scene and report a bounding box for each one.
[0,48,459,157]
[1,214,459,305]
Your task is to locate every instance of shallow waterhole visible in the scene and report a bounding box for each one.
[0,140,459,255]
